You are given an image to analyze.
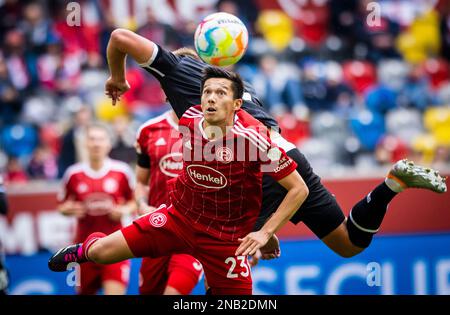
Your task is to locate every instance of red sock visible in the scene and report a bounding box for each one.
[81,232,106,261]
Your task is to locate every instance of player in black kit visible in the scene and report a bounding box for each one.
[104,28,447,259]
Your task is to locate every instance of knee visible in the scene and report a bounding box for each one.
[110,28,132,49]
[87,241,109,264]
[110,28,129,42]
[321,222,366,258]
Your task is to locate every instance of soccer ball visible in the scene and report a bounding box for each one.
[194,12,249,67]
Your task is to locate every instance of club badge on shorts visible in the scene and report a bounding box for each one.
[149,212,167,227]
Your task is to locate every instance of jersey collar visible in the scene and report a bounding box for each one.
[198,114,239,141]
[82,159,112,179]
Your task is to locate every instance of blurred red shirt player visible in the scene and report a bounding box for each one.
[58,123,135,295]
[135,110,203,295]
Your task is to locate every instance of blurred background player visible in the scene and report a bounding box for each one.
[58,123,135,295]
[57,105,93,178]
[0,173,9,295]
[135,109,203,295]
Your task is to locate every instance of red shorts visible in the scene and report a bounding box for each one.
[139,254,203,295]
[122,204,252,294]
[77,260,130,295]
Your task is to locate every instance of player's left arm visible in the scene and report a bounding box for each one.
[261,170,308,236]
[235,170,308,256]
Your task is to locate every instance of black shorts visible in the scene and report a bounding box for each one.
[255,148,346,239]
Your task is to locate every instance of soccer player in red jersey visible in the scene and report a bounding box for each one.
[135,110,203,295]
[49,67,309,295]
[57,123,135,295]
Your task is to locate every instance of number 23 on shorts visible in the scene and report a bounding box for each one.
[225,256,250,279]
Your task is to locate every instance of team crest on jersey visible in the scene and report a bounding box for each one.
[149,212,167,227]
[103,178,118,193]
[215,146,233,163]
[193,261,203,271]
[159,153,183,177]
[76,183,88,194]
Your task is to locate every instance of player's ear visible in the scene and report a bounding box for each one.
[234,98,243,110]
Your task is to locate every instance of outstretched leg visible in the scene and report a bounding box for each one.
[322,159,447,257]
[86,231,134,264]
[49,204,194,272]
[269,133,447,258]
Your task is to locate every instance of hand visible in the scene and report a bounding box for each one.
[260,234,281,260]
[249,249,262,267]
[235,230,271,256]
[60,201,86,218]
[109,204,133,222]
[105,77,130,105]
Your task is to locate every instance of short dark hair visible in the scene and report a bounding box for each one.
[172,47,200,60]
[201,66,244,99]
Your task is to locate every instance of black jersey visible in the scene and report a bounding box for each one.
[139,44,279,130]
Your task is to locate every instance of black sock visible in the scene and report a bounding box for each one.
[347,182,397,248]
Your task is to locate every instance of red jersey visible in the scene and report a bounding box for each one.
[59,159,134,242]
[169,106,297,242]
[136,111,182,206]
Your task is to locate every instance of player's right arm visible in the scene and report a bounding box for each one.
[106,29,156,105]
